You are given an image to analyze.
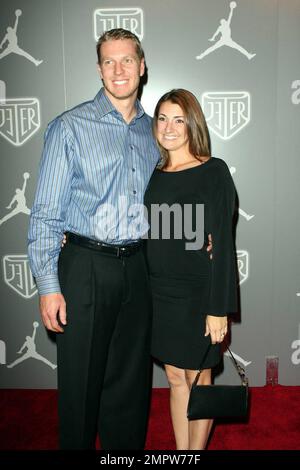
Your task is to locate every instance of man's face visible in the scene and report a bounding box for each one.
[98,39,145,103]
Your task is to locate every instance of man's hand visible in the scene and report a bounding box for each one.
[205,315,227,344]
[39,293,67,333]
[206,233,213,259]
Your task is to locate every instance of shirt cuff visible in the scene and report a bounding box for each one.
[35,274,61,296]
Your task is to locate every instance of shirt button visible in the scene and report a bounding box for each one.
[133,190,137,195]
[130,145,134,150]
[132,168,136,172]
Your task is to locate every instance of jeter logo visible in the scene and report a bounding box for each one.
[0,80,40,146]
[0,340,6,365]
[236,250,249,285]
[94,8,144,41]
[202,91,250,140]
[3,254,37,299]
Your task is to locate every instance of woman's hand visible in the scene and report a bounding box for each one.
[61,233,67,248]
[207,233,213,259]
[205,315,227,344]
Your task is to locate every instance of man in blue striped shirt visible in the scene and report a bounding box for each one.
[28,29,160,450]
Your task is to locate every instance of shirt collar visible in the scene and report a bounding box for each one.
[93,87,145,121]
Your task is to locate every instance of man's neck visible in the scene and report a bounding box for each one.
[104,90,138,124]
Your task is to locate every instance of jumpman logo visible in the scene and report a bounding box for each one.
[0,9,43,66]
[196,1,256,61]
[0,172,31,226]
[224,349,251,367]
[7,322,57,370]
[230,167,255,221]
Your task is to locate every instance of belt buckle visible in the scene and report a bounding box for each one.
[119,246,130,257]
[117,244,138,257]
[117,246,126,257]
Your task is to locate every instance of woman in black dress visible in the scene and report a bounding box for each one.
[144,89,237,450]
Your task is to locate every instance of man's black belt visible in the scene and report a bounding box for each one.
[67,232,143,257]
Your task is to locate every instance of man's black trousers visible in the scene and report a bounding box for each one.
[57,241,152,449]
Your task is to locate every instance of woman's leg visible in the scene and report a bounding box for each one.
[185,368,213,450]
[164,364,190,450]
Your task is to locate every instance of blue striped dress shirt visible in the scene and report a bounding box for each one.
[28,88,160,295]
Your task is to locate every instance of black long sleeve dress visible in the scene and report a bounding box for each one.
[144,157,237,370]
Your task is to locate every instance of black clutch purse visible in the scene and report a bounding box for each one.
[187,345,249,420]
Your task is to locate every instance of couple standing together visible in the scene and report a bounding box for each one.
[28,28,237,450]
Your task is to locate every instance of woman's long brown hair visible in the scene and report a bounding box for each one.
[153,89,211,169]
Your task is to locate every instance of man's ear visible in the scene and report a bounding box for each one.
[140,58,145,77]
[97,63,103,79]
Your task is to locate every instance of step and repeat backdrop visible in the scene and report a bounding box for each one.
[0,0,299,388]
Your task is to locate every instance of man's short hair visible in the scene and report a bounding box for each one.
[96,28,144,64]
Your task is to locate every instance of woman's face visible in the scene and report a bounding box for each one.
[156,101,189,153]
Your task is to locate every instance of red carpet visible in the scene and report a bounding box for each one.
[0,386,299,450]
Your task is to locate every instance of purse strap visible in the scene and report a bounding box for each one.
[192,342,249,387]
